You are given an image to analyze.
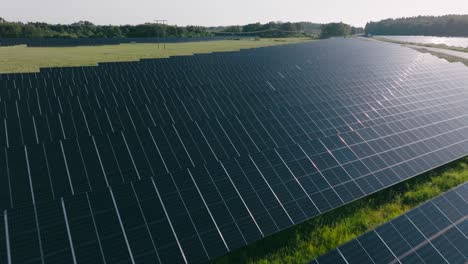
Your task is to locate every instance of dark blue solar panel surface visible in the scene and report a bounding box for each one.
[313,182,468,264]
[0,36,253,47]
[0,38,468,263]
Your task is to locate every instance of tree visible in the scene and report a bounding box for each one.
[0,23,22,37]
[320,22,352,39]
[365,15,468,37]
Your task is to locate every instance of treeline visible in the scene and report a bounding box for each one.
[0,19,211,38]
[320,22,363,39]
[214,22,321,37]
[0,18,318,39]
[365,15,468,37]
[216,22,364,38]
[0,18,364,39]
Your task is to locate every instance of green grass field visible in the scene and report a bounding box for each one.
[0,38,310,73]
[211,157,468,264]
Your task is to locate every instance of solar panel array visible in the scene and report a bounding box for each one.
[313,182,468,264]
[0,38,467,263]
[0,36,253,47]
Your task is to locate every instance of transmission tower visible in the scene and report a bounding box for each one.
[155,19,167,49]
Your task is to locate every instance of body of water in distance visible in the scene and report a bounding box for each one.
[378,35,468,48]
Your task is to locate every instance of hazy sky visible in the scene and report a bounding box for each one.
[4,0,468,27]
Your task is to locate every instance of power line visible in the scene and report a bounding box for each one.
[154,19,167,49]
[213,27,304,35]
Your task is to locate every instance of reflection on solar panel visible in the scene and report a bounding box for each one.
[312,182,468,264]
[0,38,468,263]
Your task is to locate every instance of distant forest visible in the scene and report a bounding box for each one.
[0,18,317,38]
[213,22,321,37]
[365,15,468,37]
[0,19,211,38]
[319,22,363,38]
[0,18,363,38]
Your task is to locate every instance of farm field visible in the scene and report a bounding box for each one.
[0,38,310,73]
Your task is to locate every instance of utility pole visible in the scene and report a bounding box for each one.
[155,19,167,49]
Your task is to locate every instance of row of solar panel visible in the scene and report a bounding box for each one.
[0,60,464,143]
[1,138,467,263]
[0,81,467,213]
[313,182,468,264]
[0,60,468,144]
[1,65,460,110]
[1,63,465,149]
[2,86,466,149]
[0,36,253,47]
[2,89,466,145]
[0,58,457,100]
[1,73,467,153]
[1,101,467,212]
[1,64,467,124]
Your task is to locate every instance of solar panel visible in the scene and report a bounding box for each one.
[313,182,468,264]
[0,38,468,263]
[0,36,253,47]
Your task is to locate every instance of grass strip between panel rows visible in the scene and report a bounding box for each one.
[212,157,468,264]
